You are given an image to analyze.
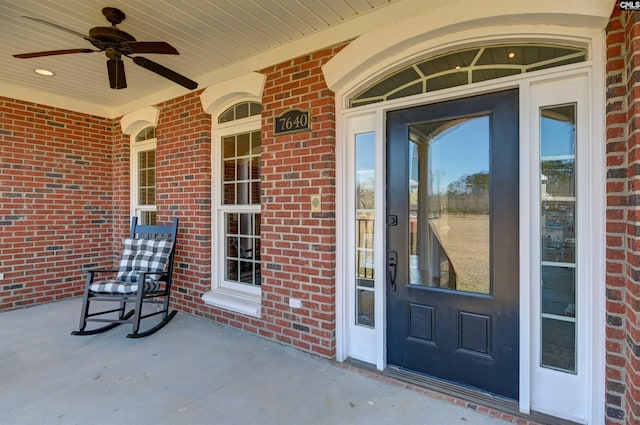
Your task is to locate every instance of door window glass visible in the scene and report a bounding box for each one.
[408,116,490,294]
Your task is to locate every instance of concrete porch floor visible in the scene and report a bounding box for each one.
[0,298,513,425]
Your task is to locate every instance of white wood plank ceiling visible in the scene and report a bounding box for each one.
[0,0,405,117]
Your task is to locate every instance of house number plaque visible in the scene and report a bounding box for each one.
[275,109,311,135]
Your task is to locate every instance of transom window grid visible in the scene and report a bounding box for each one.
[135,126,156,142]
[350,44,587,107]
[218,101,262,124]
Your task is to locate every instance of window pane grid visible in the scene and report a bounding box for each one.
[222,130,261,205]
[217,103,262,295]
[225,213,261,287]
[138,150,156,206]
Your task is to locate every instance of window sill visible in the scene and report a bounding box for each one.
[202,289,261,318]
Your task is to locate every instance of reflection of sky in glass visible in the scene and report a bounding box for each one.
[411,116,489,193]
[356,132,375,199]
[356,132,375,170]
[541,116,575,157]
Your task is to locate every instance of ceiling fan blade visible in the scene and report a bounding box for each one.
[14,48,96,59]
[124,42,179,55]
[22,16,92,41]
[107,59,127,89]
[132,56,198,90]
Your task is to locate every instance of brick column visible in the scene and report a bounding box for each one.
[154,92,212,314]
[605,9,640,425]
[623,11,640,424]
[259,44,347,356]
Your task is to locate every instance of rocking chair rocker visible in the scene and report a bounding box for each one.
[72,217,179,338]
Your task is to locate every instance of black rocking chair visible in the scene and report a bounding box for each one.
[72,217,179,338]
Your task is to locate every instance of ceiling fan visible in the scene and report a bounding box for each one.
[13,7,198,90]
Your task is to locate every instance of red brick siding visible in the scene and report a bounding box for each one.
[0,97,115,310]
[623,11,640,425]
[258,45,346,356]
[606,9,640,425]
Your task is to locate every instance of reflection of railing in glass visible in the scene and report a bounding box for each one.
[355,217,374,327]
[356,218,374,280]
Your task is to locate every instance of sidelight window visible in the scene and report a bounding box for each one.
[539,103,577,373]
[355,132,375,327]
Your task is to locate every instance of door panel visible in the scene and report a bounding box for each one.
[386,90,519,399]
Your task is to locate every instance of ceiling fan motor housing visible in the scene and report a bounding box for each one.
[89,26,136,52]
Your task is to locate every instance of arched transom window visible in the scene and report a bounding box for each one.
[350,44,587,107]
[218,101,262,124]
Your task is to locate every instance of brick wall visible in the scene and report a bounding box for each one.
[0,97,115,310]
[258,45,345,356]
[192,44,346,357]
[152,92,212,314]
[0,43,345,360]
[605,9,640,425]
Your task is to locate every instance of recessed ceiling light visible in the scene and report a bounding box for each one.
[508,52,516,59]
[34,68,55,76]
[455,66,461,70]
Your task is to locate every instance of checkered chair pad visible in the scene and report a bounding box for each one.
[89,279,161,294]
[89,238,173,295]
[117,238,173,283]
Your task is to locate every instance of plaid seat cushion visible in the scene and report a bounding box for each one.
[116,238,173,283]
[89,279,161,294]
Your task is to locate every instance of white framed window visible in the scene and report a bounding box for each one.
[131,126,157,224]
[204,102,263,317]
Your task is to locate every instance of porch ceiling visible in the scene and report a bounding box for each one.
[0,0,420,118]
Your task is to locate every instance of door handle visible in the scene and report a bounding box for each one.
[387,251,398,291]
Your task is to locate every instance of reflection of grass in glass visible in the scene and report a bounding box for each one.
[431,214,490,294]
[456,277,487,293]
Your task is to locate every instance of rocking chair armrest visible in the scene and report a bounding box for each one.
[83,268,119,274]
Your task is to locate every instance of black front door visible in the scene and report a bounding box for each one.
[386,90,519,399]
